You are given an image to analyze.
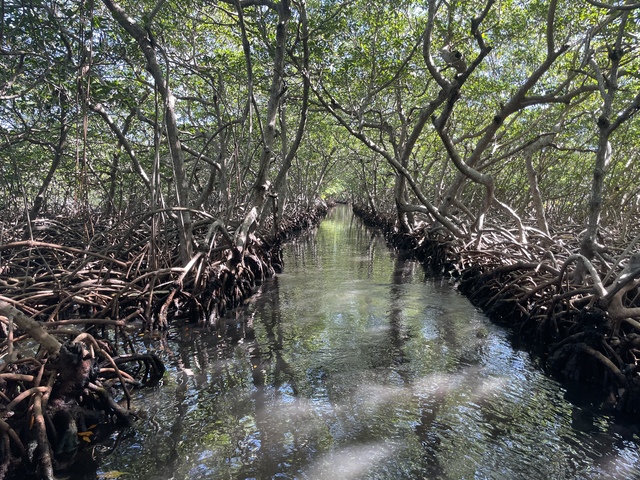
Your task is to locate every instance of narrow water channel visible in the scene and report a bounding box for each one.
[98,206,640,479]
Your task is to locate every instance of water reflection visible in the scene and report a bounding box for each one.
[97,206,640,479]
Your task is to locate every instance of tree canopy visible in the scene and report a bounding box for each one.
[2,2,640,476]
[2,0,639,252]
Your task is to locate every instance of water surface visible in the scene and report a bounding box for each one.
[98,206,640,479]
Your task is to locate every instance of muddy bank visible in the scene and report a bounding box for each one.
[352,204,640,419]
[0,200,329,479]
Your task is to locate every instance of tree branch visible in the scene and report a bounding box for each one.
[0,299,62,355]
[584,0,640,10]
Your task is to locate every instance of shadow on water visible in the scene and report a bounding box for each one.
[92,206,640,480]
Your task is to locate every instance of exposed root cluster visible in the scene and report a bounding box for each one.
[0,304,164,478]
[353,204,640,417]
[0,201,329,478]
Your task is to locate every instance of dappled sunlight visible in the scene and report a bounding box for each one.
[350,368,501,400]
[412,369,508,402]
[303,442,396,480]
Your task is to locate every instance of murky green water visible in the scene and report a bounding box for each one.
[96,206,640,479]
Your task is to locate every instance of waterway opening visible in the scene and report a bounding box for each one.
[95,206,640,479]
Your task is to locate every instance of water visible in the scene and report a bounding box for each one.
[96,206,640,479]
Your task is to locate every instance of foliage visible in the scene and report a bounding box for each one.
[1,0,639,242]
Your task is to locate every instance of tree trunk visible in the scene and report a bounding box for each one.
[101,0,193,265]
[272,0,310,219]
[581,129,612,259]
[28,89,70,224]
[235,0,291,250]
[579,10,632,264]
[524,134,554,237]
[394,164,413,233]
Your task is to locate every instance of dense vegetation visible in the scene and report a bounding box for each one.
[1,0,640,477]
[2,0,639,248]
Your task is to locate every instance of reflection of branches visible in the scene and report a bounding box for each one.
[389,258,413,374]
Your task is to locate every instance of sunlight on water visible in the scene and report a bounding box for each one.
[96,206,640,480]
[304,442,396,479]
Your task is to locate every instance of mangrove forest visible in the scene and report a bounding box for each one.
[1,0,640,477]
